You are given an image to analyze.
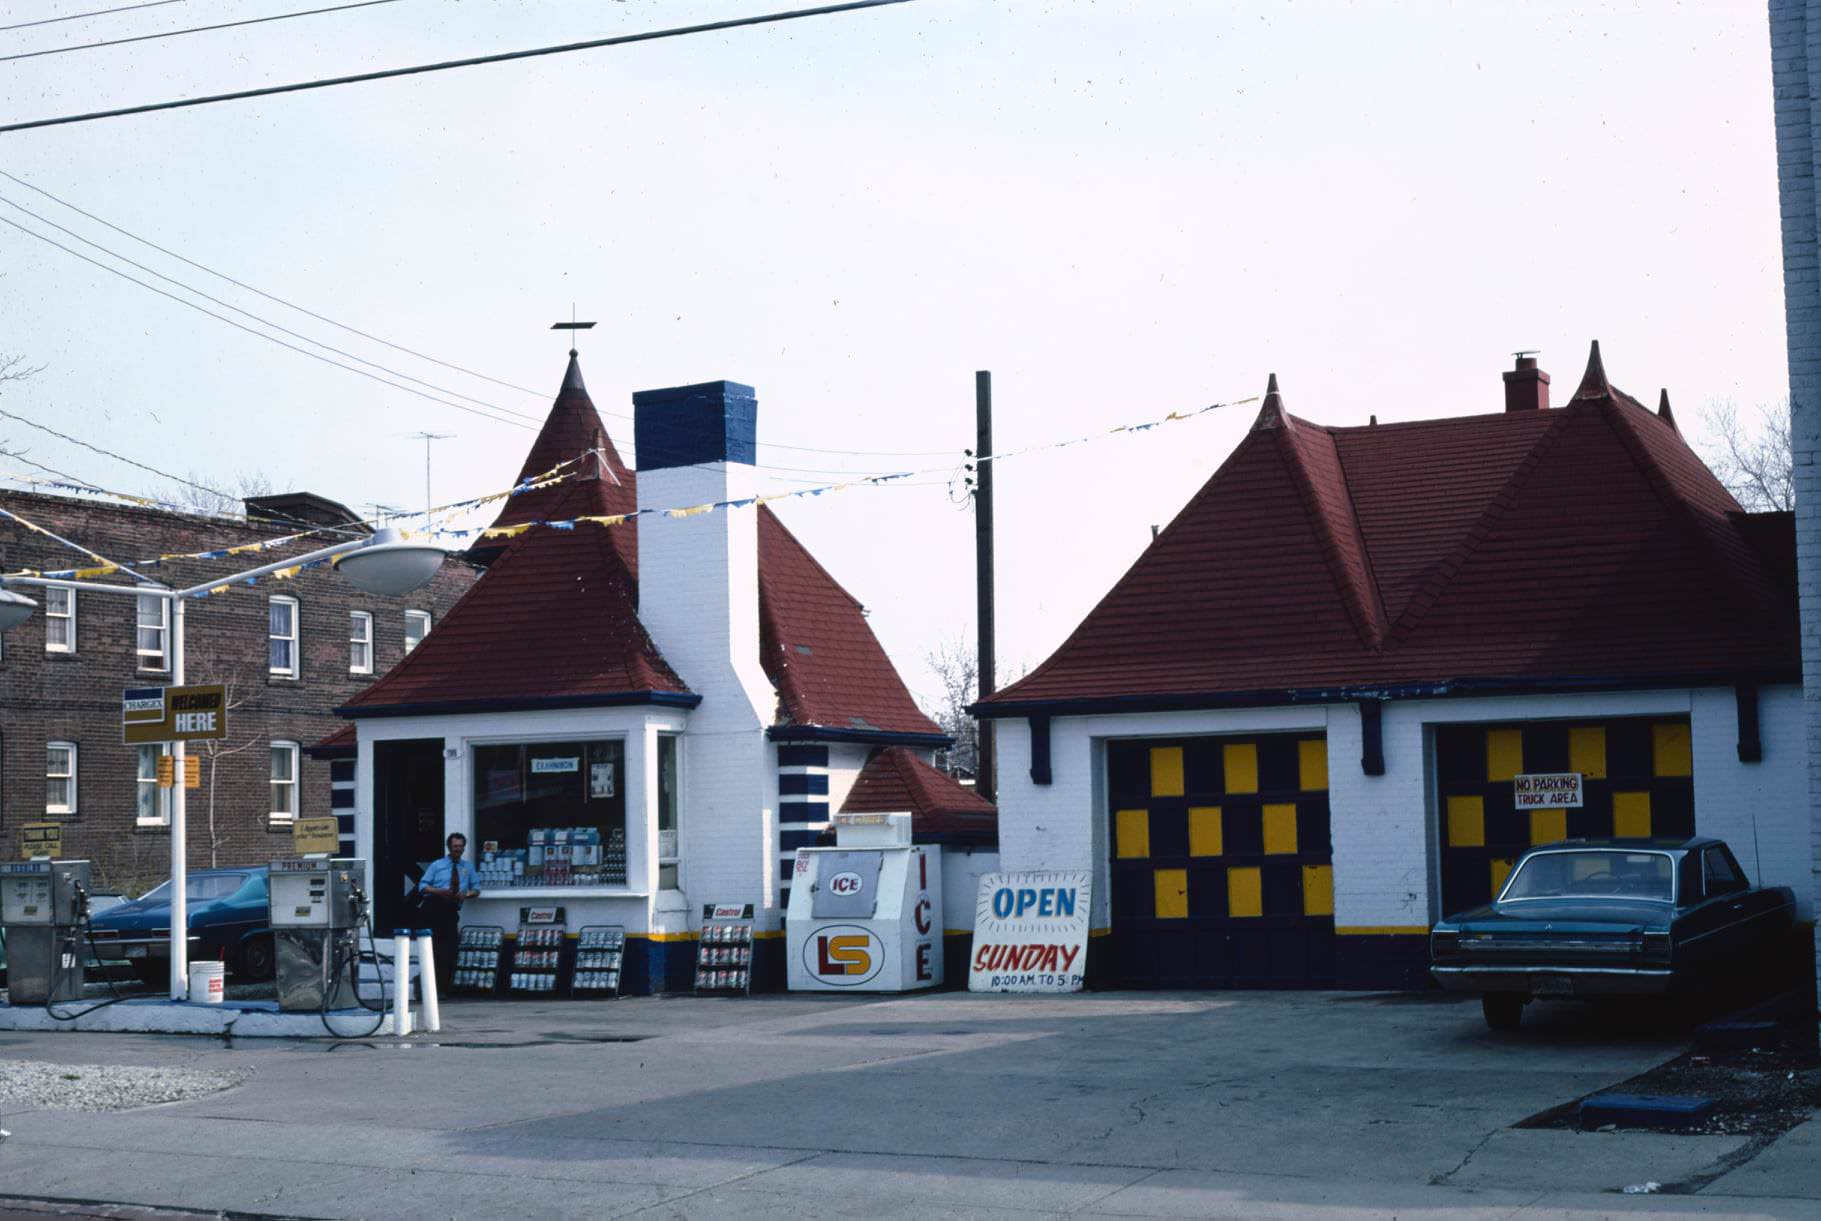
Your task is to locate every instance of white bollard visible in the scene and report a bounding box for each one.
[391,930,413,1036]
[415,929,441,1033]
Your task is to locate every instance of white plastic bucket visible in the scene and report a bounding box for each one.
[188,960,226,1005]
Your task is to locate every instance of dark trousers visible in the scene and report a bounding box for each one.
[422,895,460,993]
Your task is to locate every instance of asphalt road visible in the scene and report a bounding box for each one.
[0,989,1814,1218]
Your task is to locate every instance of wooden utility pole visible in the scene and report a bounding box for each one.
[975,370,996,802]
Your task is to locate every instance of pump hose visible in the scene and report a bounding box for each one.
[317,900,387,1038]
[45,909,138,1022]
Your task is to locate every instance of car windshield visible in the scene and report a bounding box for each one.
[136,873,254,903]
[1500,850,1674,903]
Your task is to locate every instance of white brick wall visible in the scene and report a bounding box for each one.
[1769,0,1821,977]
[990,686,1812,940]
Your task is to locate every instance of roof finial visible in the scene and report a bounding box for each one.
[1252,372,1288,431]
[1570,339,1611,402]
[1656,387,1678,431]
[551,311,597,394]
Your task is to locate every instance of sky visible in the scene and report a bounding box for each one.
[0,0,1792,710]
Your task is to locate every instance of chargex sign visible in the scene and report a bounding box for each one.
[969,871,1092,993]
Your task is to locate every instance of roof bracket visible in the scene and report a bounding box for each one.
[1028,714,1053,786]
[1359,699,1386,775]
[1736,684,1762,763]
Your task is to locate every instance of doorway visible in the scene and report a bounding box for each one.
[373,738,447,934]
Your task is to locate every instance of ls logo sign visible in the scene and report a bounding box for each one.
[806,924,883,985]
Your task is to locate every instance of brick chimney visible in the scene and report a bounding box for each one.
[1502,352,1550,412]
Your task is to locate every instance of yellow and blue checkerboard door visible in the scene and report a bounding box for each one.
[1107,734,1335,988]
[1435,718,1695,917]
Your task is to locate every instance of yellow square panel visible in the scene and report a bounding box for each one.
[1530,807,1566,846]
[1613,791,1652,838]
[1569,726,1607,780]
[1486,728,1523,783]
[1223,743,1259,795]
[1262,803,1299,855]
[1227,866,1262,918]
[1298,738,1329,791]
[1189,807,1223,857]
[1446,795,1485,848]
[1154,869,1188,920]
[1115,809,1149,859]
[1652,723,1692,778]
[1302,864,1334,917]
[1491,858,1514,897]
[1150,746,1185,797]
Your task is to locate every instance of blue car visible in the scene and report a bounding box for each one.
[87,867,275,985]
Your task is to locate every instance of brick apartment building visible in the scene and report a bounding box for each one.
[0,489,474,894]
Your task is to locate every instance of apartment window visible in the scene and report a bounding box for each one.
[46,742,76,815]
[658,733,681,890]
[45,588,75,653]
[136,744,169,826]
[136,594,169,671]
[269,596,298,677]
[404,609,431,654]
[270,742,299,823]
[349,611,373,674]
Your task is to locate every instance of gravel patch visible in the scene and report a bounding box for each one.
[0,1059,249,1113]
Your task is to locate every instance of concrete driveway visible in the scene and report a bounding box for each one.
[0,989,1812,1218]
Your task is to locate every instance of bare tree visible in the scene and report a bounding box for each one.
[182,636,264,867]
[162,470,281,519]
[924,635,981,778]
[1700,398,1794,512]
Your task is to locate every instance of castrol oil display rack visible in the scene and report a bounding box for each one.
[571,925,626,997]
[509,907,565,994]
[694,903,754,995]
[453,925,505,994]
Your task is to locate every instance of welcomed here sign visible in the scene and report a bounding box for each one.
[969,870,1092,994]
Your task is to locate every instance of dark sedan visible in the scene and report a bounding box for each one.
[87,867,275,985]
[1431,837,1796,1030]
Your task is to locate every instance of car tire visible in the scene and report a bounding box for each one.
[236,936,276,982]
[1482,993,1525,1031]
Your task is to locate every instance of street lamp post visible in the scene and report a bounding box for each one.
[0,528,443,1000]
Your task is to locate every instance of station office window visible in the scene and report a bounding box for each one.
[404,609,431,654]
[658,734,681,890]
[136,594,169,671]
[472,741,626,888]
[270,742,299,824]
[349,611,373,675]
[269,596,298,677]
[136,744,169,826]
[44,588,75,653]
[46,742,76,815]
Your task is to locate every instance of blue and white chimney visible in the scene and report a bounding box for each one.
[633,381,775,909]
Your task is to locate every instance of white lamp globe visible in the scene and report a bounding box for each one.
[336,528,445,597]
[0,585,37,632]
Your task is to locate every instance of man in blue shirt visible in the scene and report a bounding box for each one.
[418,833,478,992]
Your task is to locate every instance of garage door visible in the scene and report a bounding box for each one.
[1434,718,1695,918]
[1107,733,1334,988]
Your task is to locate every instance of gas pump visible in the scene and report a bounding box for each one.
[268,858,367,1012]
[786,814,942,992]
[1,859,92,1005]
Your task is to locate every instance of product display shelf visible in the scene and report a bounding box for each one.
[508,923,565,994]
[570,925,626,998]
[693,920,754,995]
[453,925,505,994]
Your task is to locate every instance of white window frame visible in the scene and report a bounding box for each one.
[44,587,75,653]
[269,595,299,678]
[657,732,682,891]
[270,741,300,824]
[136,594,170,672]
[349,610,374,675]
[404,609,431,654]
[136,744,170,827]
[47,742,77,815]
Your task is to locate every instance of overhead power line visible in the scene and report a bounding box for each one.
[0,0,919,135]
[0,0,403,64]
[0,0,189,34]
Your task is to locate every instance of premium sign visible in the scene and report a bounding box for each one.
[122,685,227,745]
[1514,772,1584,809]
[969,870,1092,994]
